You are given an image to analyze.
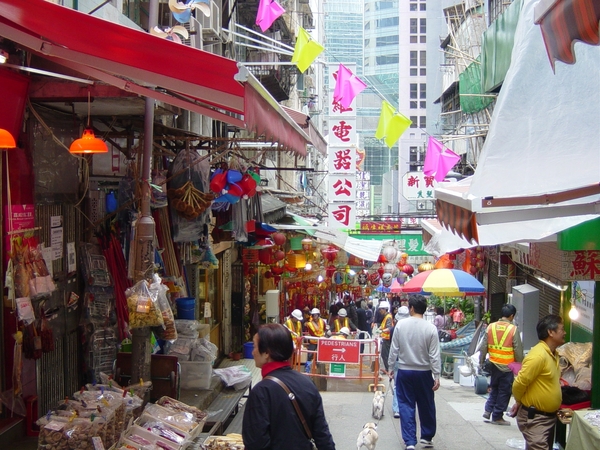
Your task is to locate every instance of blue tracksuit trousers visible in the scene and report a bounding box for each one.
[396,369,437,446]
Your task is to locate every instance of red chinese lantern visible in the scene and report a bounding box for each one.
[402,264,414,276]
[258,248,273,265]
[274,249,285,261]
[272,232,287,246]
[321,245,339,262]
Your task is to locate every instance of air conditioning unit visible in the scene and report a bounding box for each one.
[198,0,222,41]
[185,16,203,50]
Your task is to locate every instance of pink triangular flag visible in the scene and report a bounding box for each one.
[332,64,347,104]
[424,137,461,181]
[333,64,367,109]
[256,0,285,32]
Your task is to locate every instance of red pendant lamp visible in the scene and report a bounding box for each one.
[69,92,108,154]
[0,128,16,149]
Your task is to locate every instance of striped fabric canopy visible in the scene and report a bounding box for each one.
[402,269,485,297]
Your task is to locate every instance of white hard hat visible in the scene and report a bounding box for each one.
[338,308,347,317]
[291,309,303,320]
[378,301,390,310]
[311,308,321,315]
[339,327,350,336]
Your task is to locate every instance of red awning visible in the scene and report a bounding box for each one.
[282,106,328,156]
[0,0,309,156]
[534,0,600,69]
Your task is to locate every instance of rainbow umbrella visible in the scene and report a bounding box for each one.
[402,269,484,296]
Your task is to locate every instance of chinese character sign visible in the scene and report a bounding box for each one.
[402,171,438,200]
[328,203,356,228]
[329,118,357,146]
[328,175,356,201]
[328,147,356,174]
[328,63,358,228]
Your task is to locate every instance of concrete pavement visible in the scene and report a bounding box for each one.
[322,377,524,449]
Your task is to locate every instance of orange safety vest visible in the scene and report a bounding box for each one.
[284,318,303,338]
[487,321,516,365]
[307,318,326,344]
[334,317,349,333]
[379,313,393,340]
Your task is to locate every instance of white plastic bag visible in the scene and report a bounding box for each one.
[213,366,252,390]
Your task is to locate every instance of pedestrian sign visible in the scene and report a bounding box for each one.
[317,339,360,364]
[330,363,346,377]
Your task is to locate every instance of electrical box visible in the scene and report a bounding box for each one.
[266,290,280,322]
[511,284,540,351]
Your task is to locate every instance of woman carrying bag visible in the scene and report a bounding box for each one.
[242,323,336,450]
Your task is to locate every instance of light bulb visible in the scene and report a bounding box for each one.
[569,304,579,321]
[317,274,324,282]
[305,263,312,271]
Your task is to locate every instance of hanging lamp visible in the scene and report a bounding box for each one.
[0,128,16,149]
[69,92,108,154]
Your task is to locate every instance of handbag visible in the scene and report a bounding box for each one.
[265,376,318,450]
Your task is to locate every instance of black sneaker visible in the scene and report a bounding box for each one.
[394,412,400,418]
[420,439,434,448]
[483,411,491,420]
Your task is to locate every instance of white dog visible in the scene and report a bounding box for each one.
[371,390,385,420]
[356,422,379,450]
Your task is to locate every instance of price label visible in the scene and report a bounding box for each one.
[44,420,65,431]
[136,297,150,313]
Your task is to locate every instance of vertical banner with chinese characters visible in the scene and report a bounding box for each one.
[328,63,357,228]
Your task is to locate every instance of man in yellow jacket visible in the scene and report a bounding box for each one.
[478,303,523,425]
[510,315,565,450]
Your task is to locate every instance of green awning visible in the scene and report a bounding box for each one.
[481,0,523,92]
[459,56,494,113]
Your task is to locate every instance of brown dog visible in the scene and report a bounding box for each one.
[356,422,378,450]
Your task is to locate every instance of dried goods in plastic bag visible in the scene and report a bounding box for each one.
[126,279,164,329]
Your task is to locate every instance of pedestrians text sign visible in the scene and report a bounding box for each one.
[317,339,360,364]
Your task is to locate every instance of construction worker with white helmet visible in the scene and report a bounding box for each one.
[375,300,394,373]
[332,308,358,335]
[284,309,304,339]
[333,327,350,339]
[305,307,330,373]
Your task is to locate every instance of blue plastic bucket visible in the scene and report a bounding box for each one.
[176,297,196,320]
[243,342,254,359]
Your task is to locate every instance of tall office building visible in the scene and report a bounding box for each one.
[323,0,395,198]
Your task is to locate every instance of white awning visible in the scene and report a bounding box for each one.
[432,0,600,246]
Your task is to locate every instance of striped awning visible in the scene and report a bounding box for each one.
[435,199,479,244]
[534,0,600,69]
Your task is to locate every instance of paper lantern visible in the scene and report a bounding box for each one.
[274,250,285,261]
[402,264,414,276]
[321,245,339,262]
[258,248,273,265]
[272,232,286,246]
[382,245,398,263]
[301,238,313,251]
[418,262,434,272]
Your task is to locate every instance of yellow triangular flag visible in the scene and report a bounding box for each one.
[385,114,412,148]
[375,100,394,140]
[291,27,324,73]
